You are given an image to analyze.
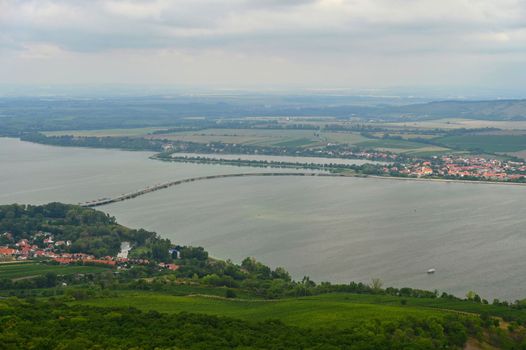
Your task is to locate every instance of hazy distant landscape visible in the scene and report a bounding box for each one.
[3,0,526,348]
[2,93,526,348]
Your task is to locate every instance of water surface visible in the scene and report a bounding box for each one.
[2,137,526,300]
[104,175,526,300]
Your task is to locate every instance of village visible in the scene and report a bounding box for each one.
[384,155,526,181]
[0,231,179,271]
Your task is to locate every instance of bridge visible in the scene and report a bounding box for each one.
[79,172,349,208]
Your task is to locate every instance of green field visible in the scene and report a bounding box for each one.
[320,131,370,145]
[73,288,526,330]
[436,135,526,153]
[75,291,450,328]
[0,262,111,280]
[41,124,526,157]
[149,128,323,147]
[354,138,451,154]
[150,128,452,155]
[272,137,319,147]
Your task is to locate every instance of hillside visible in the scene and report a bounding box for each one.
[2,97,526,136]
[387,99,526,121]
[2,203,526,349]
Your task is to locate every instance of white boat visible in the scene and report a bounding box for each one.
[427,268,436,274]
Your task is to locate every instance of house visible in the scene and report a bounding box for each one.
[54,257,74,264]
[166,264,179,271]
[88,259,116,266]
[159,262,179,271]
[34,250,48,257]
[19,246,33,256]
[16,239,30,247]
[0,247,17,255]
[169,248,181,259]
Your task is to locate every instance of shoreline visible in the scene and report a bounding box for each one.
[5,137,525,192]
[157,155,526,188]
[368,175,526,187]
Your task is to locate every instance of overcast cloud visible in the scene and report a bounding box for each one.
[1,0,525,91]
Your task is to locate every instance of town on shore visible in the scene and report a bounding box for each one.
[0,231,179,271]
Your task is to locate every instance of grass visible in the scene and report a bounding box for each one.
[149,128,322,148]
[436,135,526,153]
[74,291,449,328]
[73,287,526,328]
[0,262,111,280]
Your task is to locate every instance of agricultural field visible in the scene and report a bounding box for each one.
[385,118,526,130]
[148,128,323,147]
[42,125,460,155]
[75,291,450,329]
[41,121,526,157]
[0,262,111,280]
[436,135,526,153]
[356,138,451,155]
[319,131,371,145]
[370,132,438,140]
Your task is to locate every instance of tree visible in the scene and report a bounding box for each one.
[225,289,237,298]
[45,273,57,288]
[151,240,171,262]
[371,278,383,292]
[180,246,208,260]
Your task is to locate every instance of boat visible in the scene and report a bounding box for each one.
[427,268,436,274]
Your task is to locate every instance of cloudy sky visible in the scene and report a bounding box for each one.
[1,0,525,93]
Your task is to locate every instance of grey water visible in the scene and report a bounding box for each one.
[1,137,526,300]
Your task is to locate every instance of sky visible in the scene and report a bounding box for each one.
[1,0,526,95]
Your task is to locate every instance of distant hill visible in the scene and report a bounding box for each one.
[1,97,526,132]
[385,99,526,121]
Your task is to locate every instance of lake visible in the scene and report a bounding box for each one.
[0,137,308,205]
[1,137,526,300]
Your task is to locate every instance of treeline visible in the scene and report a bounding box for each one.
[161,155,385,174]
[20,133,165,152]
[140,256,447,301]
[0,298,483,349]
[20,132,403,163]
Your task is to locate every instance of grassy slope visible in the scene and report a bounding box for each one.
[0,262,111,279]
[75,291,455,329]
[73,286,526,328]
